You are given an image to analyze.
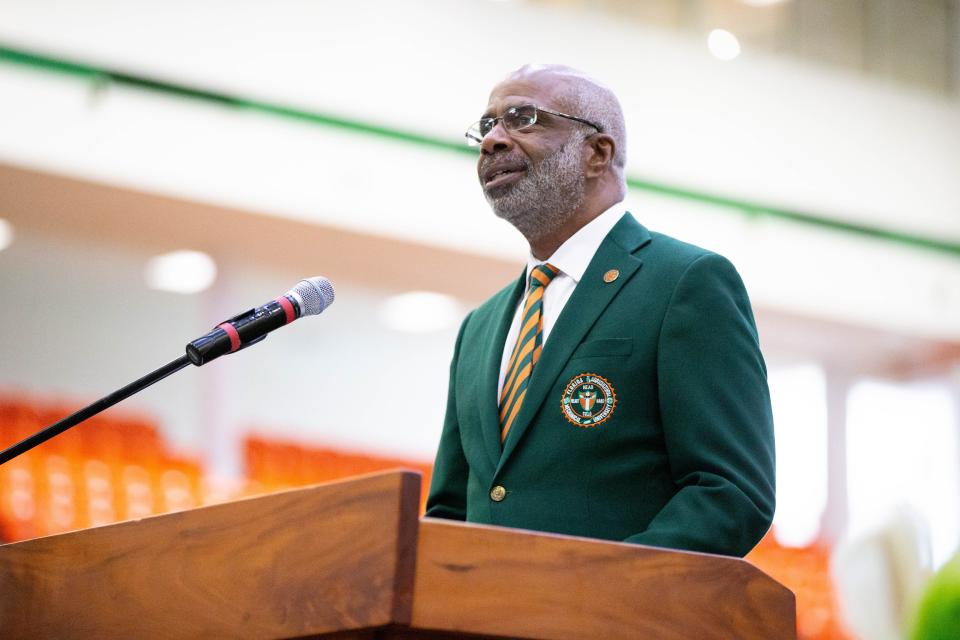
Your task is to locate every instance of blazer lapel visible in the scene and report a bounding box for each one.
[498,213,652,468]
[478,270,527,469]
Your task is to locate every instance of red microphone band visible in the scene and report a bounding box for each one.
[276,296,296,324]
[217,322,241,352]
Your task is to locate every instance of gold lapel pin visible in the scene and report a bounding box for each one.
[603,269,620,283]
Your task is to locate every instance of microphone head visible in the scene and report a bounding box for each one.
[290,276,335,316]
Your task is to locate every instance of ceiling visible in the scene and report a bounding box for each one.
[533,0,960,96]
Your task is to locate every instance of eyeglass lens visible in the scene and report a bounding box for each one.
[479,105,538,137]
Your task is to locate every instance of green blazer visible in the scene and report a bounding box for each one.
[425,213,775,557]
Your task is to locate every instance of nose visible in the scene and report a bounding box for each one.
[479,119,514,155]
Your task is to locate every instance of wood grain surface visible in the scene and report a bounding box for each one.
[0,470,421,639]
[410,518,796,640]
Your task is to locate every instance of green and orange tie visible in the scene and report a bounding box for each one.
[499,263,560,444]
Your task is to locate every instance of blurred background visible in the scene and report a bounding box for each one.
[0,1,958,637]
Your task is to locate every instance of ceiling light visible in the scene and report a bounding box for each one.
[0,218,13,252]
[144,250,217,294]
[379,291,463,334]
[707,29,741,61]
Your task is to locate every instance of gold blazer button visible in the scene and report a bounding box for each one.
[603,269,620,283]
[490,485,507,502]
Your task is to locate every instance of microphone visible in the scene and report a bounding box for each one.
[186,276,335,366]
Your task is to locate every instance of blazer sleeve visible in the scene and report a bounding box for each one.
[424,312,473,521]
[623,253,776,556]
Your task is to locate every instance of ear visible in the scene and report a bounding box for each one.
[583,134,615,179]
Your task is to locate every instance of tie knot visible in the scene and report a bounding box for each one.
[529,263,559,290]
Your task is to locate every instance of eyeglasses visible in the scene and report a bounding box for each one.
[465,104,603,147]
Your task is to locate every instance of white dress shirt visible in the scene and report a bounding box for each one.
[497,203,626,400]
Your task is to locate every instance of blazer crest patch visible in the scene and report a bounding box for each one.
[561,373,617,427]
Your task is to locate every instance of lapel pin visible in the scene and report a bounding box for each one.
[603,269,620,283]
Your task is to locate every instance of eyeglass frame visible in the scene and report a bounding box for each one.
[465,104,603,147]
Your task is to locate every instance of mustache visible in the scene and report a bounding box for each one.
[479,153,531,175]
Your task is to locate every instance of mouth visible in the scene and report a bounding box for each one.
[482,165,527,190]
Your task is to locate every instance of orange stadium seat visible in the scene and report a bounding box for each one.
[0,394,203,543]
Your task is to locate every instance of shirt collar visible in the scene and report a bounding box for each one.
[526,202,626,284]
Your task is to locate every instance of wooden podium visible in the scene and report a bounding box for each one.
[0,471,795,639]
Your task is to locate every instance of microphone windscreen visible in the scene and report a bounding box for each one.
[292,276,335,316]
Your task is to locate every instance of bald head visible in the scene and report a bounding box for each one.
[499,65,627,192]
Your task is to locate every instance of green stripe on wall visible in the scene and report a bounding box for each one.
[2,43,958,258]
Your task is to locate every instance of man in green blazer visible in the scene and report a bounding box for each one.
[425,65,775,557]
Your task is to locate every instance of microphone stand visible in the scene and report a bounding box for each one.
[0,355,192,465]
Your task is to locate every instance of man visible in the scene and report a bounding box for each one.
[425,64,775,557]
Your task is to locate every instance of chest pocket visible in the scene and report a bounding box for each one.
[570,338,633,359]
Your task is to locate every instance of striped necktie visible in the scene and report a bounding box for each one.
[499,263,560,445]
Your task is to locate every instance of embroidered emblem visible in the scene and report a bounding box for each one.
[561,373,617,427]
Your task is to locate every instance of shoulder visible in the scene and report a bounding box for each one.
[637,226,740,281]
[620,228,742,298]
[644,230,723,271]
[613,213,731,277]
[622,225,750,311]
[642,233,756,332]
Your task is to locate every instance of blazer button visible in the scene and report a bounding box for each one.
[490,485,507,502]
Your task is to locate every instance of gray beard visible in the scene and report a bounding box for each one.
[484,140,586,244]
